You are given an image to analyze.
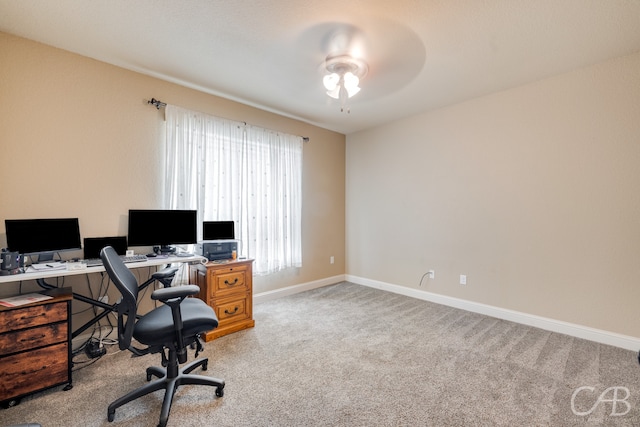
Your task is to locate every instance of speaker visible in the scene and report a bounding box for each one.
[200,240,238,261]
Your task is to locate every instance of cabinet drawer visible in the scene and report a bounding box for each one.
[0,342,69,401]
[0,323,67,356]
[0,302,67,334]
[213,294,251,326]
[210,268,248,297]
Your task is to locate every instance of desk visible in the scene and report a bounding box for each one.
[0,255,207,338]
[0,254,206,285]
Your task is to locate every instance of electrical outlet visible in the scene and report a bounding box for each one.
[330,256,334,264]
[428,269,435,279]
[460,275,467,285]
[98,295,109,304]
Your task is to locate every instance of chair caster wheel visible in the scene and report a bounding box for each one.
[216,387,224,397]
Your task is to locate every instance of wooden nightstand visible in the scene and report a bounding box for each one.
[190,259,255,341]
[0,287,72,406]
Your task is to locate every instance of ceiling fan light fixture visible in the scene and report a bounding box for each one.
[343,72,360,97]
[323,73,340,92]
[322,55,368,110]
[326,86,341,99]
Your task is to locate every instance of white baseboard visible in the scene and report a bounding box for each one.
[254,274,345,303]
[346,274,640,352]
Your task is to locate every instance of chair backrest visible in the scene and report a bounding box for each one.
[100,245,139,350]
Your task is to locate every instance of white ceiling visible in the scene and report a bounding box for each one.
[1,0,640,135]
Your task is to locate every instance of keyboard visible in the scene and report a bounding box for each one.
[83,254,148,267]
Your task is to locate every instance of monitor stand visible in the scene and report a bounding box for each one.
[154,245,176,255]
[35,253,55,263]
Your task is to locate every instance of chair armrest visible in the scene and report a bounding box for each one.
[152,267,179,280]
[151,284,200,302]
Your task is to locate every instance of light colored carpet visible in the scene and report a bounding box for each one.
[3,281,640,426]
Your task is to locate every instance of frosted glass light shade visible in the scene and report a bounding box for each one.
[323,73,339,91]
[343,72,360,97]
[323,71,361,99]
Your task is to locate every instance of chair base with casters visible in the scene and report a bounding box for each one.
[100,246,224,427]
[107,346,225,426]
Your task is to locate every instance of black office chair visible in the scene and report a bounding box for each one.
[100,246,224,427]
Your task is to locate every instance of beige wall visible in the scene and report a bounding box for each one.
[5,28,640,341]
[347,51,640,338]
[0,33,346,304]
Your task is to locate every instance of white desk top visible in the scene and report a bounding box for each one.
[0,254,207,284]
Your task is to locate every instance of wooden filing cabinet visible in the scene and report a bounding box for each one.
[0,287,72,405]
[190,259,255,341]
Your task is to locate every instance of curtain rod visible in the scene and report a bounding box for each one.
[147,98,167,109]
[147,97,309,142]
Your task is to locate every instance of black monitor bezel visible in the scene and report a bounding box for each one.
[127,209,197,247]
[202,220,235,241]
[5,217,82,255]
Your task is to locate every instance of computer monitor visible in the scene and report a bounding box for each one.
[127,209,197,254]
[5,218,81,261]
[83,236,128,259]
[202,221,235,240]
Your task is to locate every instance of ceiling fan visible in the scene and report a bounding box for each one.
[292,18,426,114]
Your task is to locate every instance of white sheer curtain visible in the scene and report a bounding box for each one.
[164,105,302,275]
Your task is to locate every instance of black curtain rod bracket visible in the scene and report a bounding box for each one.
[148,98,167,109]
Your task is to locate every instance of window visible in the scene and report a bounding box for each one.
[164,105,302,275]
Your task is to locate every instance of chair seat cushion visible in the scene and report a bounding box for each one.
[133,298,218,346]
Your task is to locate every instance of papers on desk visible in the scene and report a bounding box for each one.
[0,293,53,307]
[28,262,66,272]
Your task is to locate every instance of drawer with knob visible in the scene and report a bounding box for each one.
[209,264,249,297]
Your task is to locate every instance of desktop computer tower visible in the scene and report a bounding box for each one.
[199,240,239,261]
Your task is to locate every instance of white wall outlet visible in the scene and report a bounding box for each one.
[460,274,467,285]
[330,256,334,264]
[428,269,435,279]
